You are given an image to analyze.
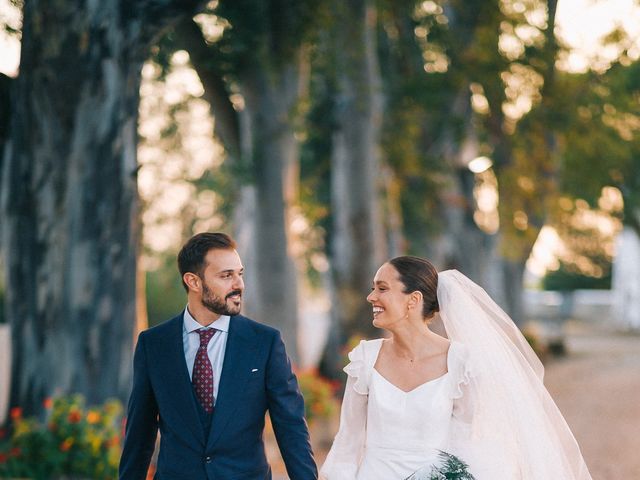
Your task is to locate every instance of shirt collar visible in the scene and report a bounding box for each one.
[183,306,230,333]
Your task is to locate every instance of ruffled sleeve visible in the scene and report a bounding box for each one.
[342,340,370,395]
[320,340,379,480]
[448,342,474,423]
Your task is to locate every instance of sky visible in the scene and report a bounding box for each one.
[555,0,640,71]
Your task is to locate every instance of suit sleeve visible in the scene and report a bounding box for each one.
[266,331,318,480]
[119,332,159,480]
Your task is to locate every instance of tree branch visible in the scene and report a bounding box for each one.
[173,17,242,160]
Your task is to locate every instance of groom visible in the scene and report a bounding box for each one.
[119,232,318,479]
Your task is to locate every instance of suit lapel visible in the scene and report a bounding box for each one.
[207,315,258,448]
[160,315,205,445]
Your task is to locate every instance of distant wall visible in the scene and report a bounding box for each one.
[524,289,612,324]
[612,227,640,329]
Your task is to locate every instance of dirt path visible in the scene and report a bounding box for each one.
[544,322,640,479]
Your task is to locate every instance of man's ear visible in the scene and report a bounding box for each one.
[183,272,201,292]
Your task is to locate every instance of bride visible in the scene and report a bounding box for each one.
[320,256,592,480]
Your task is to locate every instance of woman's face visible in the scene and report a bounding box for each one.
[366,263,411,329]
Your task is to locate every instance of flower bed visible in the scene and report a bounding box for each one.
[0,395,123,480]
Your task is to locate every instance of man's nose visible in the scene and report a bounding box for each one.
[233,275,244,290]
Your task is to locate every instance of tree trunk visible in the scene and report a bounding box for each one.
[178,17,307,361]
[500,258,527,326]
[1,0,202,415]
[434,89,499,286]
[0,73,10,189]
[0,73,11,293]
[239,62,304,361]
[320,0,386,377]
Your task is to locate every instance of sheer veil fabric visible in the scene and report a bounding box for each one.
[438,270,592,479]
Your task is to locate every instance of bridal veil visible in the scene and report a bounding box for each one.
[438,270,592,479]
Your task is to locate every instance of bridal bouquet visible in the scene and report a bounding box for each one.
[404,451,476,480]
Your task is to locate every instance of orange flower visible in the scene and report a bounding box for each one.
[60,438,74,451]
[86,410,101,424]
[43,397,53,409]
[9,407,22,420]
[68,410,82,423]
[106,434,121,448]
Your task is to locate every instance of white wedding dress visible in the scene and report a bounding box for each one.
[320,339,475,480]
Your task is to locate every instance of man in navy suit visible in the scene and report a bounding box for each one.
[119,232,318,480]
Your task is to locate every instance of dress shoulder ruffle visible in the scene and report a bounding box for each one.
[447,341,473,400]
[343,338,384,395]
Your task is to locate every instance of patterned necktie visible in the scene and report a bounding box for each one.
[193,328,217,413]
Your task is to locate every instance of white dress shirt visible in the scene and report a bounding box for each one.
[183,307,229,406]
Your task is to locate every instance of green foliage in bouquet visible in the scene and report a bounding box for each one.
[405,451,476,480]
[0,395,123,480]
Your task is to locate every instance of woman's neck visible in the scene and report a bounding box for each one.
[388,322,443,359]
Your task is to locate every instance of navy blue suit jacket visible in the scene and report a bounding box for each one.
[119,313,317,480]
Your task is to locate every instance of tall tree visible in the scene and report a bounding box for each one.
[170,1,322,360]
[329,0,387,338]
[1,0,204,415]
[313,0,388,377]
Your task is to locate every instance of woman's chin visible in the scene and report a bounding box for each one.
[372,317,384,329]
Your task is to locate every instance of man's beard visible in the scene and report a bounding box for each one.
[202,283,242,316]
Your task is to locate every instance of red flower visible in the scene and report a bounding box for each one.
[0,452,8,463]
[68,410,82,423]
[106,435,121,448]
[9,407,22,420]
[9,447,21,457]
[43,397,53,409]
[60,438,73,452]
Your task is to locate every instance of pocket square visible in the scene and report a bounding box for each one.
[251,368,258,372]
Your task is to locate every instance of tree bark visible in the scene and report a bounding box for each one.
[320,0,386,377]
[180,13,310,361]
[434,89,499,287]
[0,72,10,182]
[239,62,303,360]
[1,0,203,415]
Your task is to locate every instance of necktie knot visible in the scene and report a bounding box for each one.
[196,328,216,347]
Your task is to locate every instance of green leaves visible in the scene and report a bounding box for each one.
[405,450,476,480]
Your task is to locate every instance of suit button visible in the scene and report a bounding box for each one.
[205,456,212,463]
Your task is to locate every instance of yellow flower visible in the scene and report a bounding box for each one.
[88,432,102,453]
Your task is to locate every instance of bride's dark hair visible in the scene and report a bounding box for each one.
[389,256,439,319]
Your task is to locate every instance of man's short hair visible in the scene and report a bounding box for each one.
[177,232,237,291]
